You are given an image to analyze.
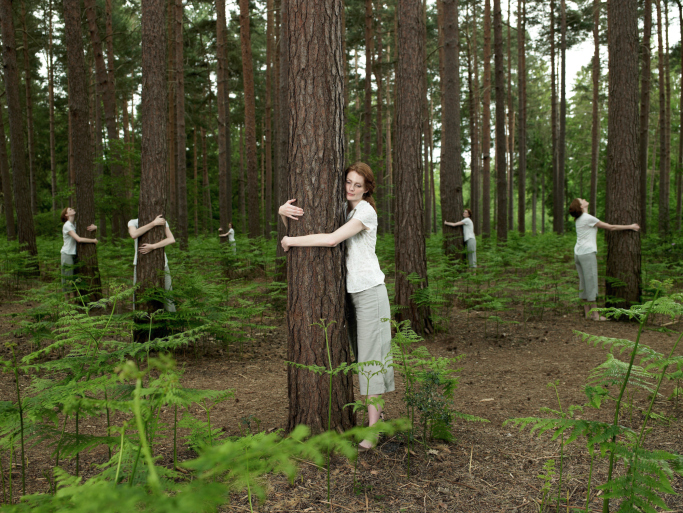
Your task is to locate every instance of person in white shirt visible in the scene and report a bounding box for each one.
[568,198,640,321]
[279,162,394,451]
[444,208,476,268]
[128,215,176,312]
[218,222,236,253]
[59,207,97,295]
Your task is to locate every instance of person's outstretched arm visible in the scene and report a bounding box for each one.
[595,221,640,232]
[278,199,304,230]
[281,219,365,252]
[444,220,464,227]
[67,229,97,244]
[139,225,176,254]
[128,215,166,239]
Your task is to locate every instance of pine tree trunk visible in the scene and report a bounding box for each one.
[482,0,492,238]
[0,99,15,240]
[375,0,384,228]
[240,0,259,238]
[656,0,668,236]
[20,1,36,215]
[175,0,188,248]
[94,78,107,239]
[194,127,198,237]
[167,0,176,227]
[550,0,559,233]
[506,0,513,231]
[363,0,374,162]
[275,0,288,280]
[0,0,36,256]
[138,0,169,319]
[385,80,393,235]
[216,0,229,236]
[395,0,433,334]
[494,0,507,242]
[604,0,642,315]
[664,1,671,236]
[592,0,603,219]
[63,0,102,299]
[265,0,273,238]
[202,126,212,233]
[558,0,567,233]
[441,0,464,257]
[239,126,246,234]
[466,4,480,235]
[285,0,354,433]
[517,0,526,233]
[677,0,683,231]
[49,0,57,216]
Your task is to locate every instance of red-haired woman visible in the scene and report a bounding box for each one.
[278,162,394,451]
[444,208,476,268]
[568,198,639,321]
[59,207,97,295]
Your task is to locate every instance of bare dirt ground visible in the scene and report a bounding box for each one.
[0,298,682,512]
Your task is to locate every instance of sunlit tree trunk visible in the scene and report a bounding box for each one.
[550,0,559,233]
[482,0,492,238]
[494,0,507,242]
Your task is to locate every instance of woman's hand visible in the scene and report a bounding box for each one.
[87,224,97,232]
[138,243,157,254]
[281,236,291,252]
[152,215,166,227]
[279,199,304,221]
[631,224,641,232]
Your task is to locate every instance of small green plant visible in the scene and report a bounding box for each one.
[537,459,556,512]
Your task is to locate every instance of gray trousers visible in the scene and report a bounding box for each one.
[347,283,395,395]
[575,252,598,301]
[60,253,77,292]
[133,265,176,312]
[465,238,477,268]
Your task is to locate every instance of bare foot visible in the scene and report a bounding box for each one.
[592,315,608,321]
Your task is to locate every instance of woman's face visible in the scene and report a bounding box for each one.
[579,198,589,210]
[67,208,76,218]
[463,210,470,218]
[346,171,367,203]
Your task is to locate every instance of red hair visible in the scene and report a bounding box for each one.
[346,162,377,211]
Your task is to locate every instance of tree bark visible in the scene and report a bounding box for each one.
[592,0,603,219]
[494,0,507,242]
[506,0,513,231]
[0,99,15,240]
[217,0,231,237]
[374,0,384,229]
[363,0,374,162]
[664,1,671,236]
[395,0,432,334]
[239,0,259,238]
[550,0,559,233]
[265,0,273,237]
[482,0,492,238]
[138,0,169,318]
[285,0,354,433]
[193,127,198,237]
[49,0,57,216]
[467,2,480,234]
[0,0,36,255]
[656,0,668,236]
[20,1,36,215]
[441,0,464,257]
[604,0,642,314]
[558,0,567,234]
[175,0,188,249]
[202,126,212,233]
[167,0,176,227]
[276,0,288,280]
[517,0,526,233]
[63,0,101,298]
[239,126,246,234]
[677,1,683,231]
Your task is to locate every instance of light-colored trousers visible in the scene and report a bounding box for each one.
[133,265,176,312]
[465,237,477,268]
[61,253,77,292]
[574,252,598,302]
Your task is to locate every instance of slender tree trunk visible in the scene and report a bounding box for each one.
[656,0,668,236]
[558,0,567,233]
[275,0,288,280]
[49,0,57,216]
[175,0,188,248]
[167,0,176,227]
[482,0,492,238]
[638,0,652,229]
[265,0,273,237]
[0,99,15,240]
[202,126,212,233]
[467,3,480,234]
[0,0,36,255]
[592,0,603,219]
[123,97,133,212]
[395,0,432,334]
[286,0,354,432]
[216,0,229,236]
[385,79,392,234]
[375,0,385,224]
[194,128,198,237]
[649,124,657,223]
[550,0,559,233]
[240,126,246,234]
[664,0,671,236]
[63,0,101,298]
[94,76,107,239]
[240,0,259,238]
[677,0,683,231]
[604,0,642,317]
[441,0,464,257]
[494,0,507,242]
[20,1,36,215]
[363,0,374,162]
[354,52,362,162]
[506,0,513,231]
[517,0,526,233]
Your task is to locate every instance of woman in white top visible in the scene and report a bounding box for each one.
[218,222,236,253]
[60,207,97,294]
[279,162,394,450]
[444,208,476,268]
[568,198,640,321]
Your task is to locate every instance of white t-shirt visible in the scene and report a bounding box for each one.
[345,200,385,293]
[227,228,235,242]
[128,219,169,266]
[574,213,600,255]
[61,221,77,255]
[461,218,474,242]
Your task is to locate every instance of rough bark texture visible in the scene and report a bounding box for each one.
[0,0,36,255]
[49,0,57,216]
[63,0,101,298]
[265,0,273,237]
[138,0,169,315]
[482,0,492,238]
[395,0,432,334]
[592,0,603,218]
[217,0,230,235]
[175,0,188,249]
[664,1,672,237]
[275,0,287,280]
[517,0,526,233]
[558,0,566,233]
[605,0,642,311]
[506,0,513,231]
[468,2,480,234]
[167,0,176,227]
[20,1,36,215]
[240,0,259,238]
[285,0,354,433]
[494,0,507,242]
[441,0,463,257]
[0,99,15,240]
[363,0,374,162]
[550,0,559,233]
[656,0,667,236]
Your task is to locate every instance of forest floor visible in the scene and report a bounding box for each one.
[0,296,682,512]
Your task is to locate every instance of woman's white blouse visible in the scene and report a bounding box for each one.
[461,218,474,242]
[345,200,385,293]
[574,213,600,255]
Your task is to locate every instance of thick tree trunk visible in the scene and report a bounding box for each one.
[20,1,36,215]
[494,0,507,242]
[265,0,273,237]
[49,0,57,216]
[441,0,464,257]
[604,0,642,314]
[656,0,668,236]
[139,0,169,318]
[363,0,374,162]
[592,0,603,218]
[395,0,432,334]
[64,0,101,299]
[175,0,188,249]
[482,0,492,238]
[0,0,36,255]
[558,0,567,233]
[517,0,526,233]
[285,0,354,433]
[0,99,15,240]
[240,0,259,238]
